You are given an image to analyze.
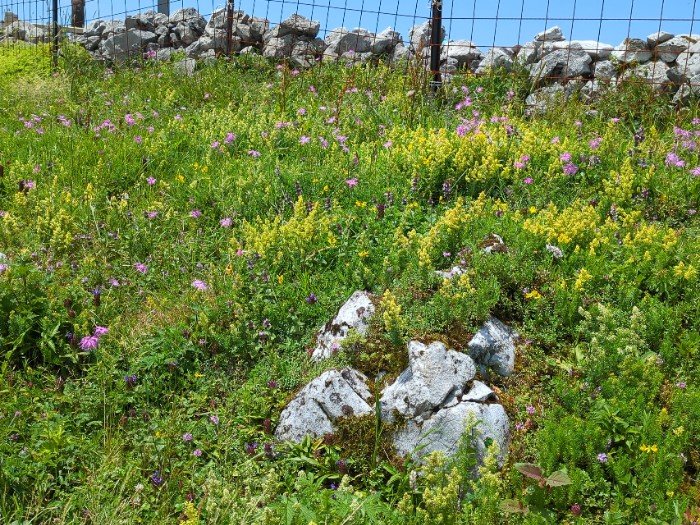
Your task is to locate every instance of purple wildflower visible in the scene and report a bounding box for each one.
[182,432,193,442]
[80,335,99,351]
[209,415,219,425]
[220,217,232,227]
[134,262,148,274]
[192,280,208,291]
[190,209,202,218]
[563,162,578,175]
[597,452,608,463]
[151,471,163,486]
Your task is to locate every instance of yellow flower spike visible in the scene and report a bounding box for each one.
[195,373,204,378]
[277,275,284,284]
[650,444,658,453]
[524,290,542,300]
[358,251,369,258]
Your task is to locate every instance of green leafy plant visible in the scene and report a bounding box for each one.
[501,463,572,518]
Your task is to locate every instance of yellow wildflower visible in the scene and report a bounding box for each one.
[525,290,542,300]
[358,251,369,258]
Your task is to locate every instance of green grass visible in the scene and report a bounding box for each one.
[0,48,699,524]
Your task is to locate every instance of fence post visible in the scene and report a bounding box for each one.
[71,0,85,28]
[225,0,234,55]
[52,0,59,68]
[430,0,442,92]
[157,0,170,17]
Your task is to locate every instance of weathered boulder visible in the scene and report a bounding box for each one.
[390,43,412,64]
[553,39,613,60]
[534,26,565,42]
[656,35,693,63]
[6,21,47,42]
[647,31,674,48]
[475,47,513,73]
[274,368,373,442]
[170,8,206,46]
[101,29,156,60]
[185,34,237,58]
[392,402,510,467]
[84,19,106,38]
[311,291,375,361]
[463,380,497,402]
[592,59,618,81]
[441,40,483,69]
[612,38,652,64]
[409,20,444,52]
[275,13,320,39]
[529,47,592,84]
[622,61,672,90]
[371,27,402,55]
[516,41,540,65]
[380,340,477,420]
[101,20,126,37]
[289,38,326,68]
[325,28,373,56]
[467,317,518,377]
[125,11,156,32]
[262,34,296,58]
[669,42,700,82]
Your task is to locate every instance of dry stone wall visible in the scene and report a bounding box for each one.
[3,8,700,102]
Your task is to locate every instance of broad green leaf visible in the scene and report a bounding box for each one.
[500,499,530,514]
[515,462,543,480]
[546,469,572,487]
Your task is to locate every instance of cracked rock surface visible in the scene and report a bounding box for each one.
[311,291,375,361]
[274,368,373,442]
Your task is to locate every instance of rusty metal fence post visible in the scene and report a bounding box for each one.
[51,0,58,68]
[430,0,442,92]
[225,0,235,56]
[71,0,84,28]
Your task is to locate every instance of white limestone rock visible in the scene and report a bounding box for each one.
[534,26,565,42]
[311,291,375,361]
[274,368,373,442]
[467,317,518,377]
[381,340,477,421]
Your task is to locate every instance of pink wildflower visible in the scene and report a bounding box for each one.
[192,280,208,291]
[80,335,99,351]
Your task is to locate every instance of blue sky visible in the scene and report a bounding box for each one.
[8,0,700,48]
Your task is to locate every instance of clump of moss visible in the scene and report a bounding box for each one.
[333,409,407,473]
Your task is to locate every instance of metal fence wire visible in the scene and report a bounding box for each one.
[1,0,699,104]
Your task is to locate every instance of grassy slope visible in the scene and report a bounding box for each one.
[0,46,699,523]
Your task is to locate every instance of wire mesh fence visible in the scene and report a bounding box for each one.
[1,0,699,106]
